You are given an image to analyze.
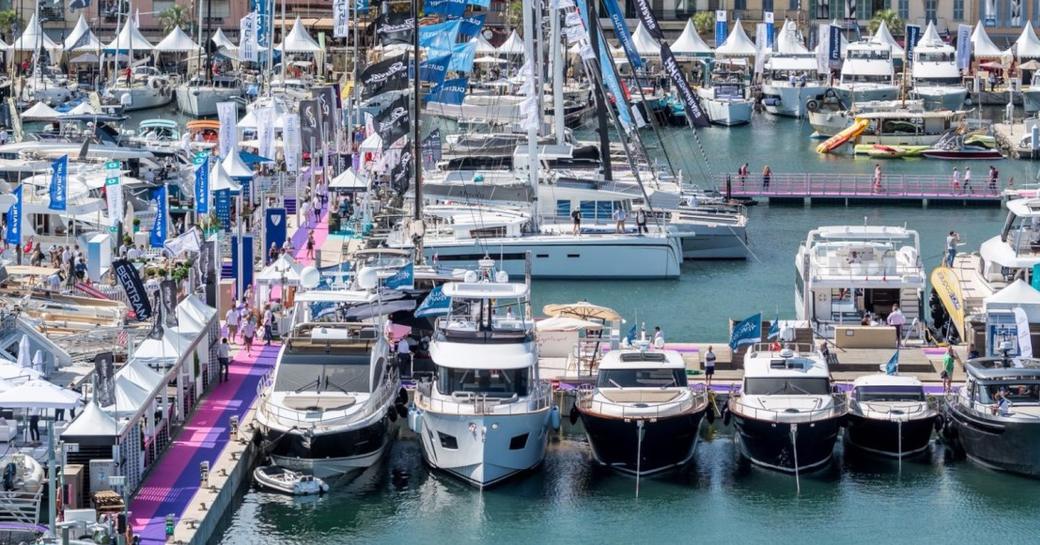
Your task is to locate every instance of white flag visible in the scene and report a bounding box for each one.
[333,0,349,38]
[216,102,238,159]
[240,12,259,63]
[283,113,302,173]
[164,229,201,257]
[255,107,276,162]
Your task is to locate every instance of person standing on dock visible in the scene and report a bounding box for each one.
[945,231,962,267]
[225,305,240,344]
[571,208,581,236]
[653,326,665,349]
[761,165,771,190]
[217,338,230,383]
[738,162,749,187]
[872,164,883,193]
[988,165,999,192]
[951,167,961,192]
[887,304,906,347]
[612,206,627,233]
[942,346,956,393]
[963,167,972,193]
[635,208,648,234]
[704,346,716,387]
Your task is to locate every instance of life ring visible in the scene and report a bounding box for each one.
[805,99,819,112]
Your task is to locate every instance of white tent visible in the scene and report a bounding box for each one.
[64,13,101,51]
[871,20,905,60]
[330,168,367,190]
[984,279,1040,321]
[671,19,713,57]
[209,162,243,192]
[238,109,286,130]
[776,20,810,54]
[20,102,60,121]
[12,13,59,51]
[0,363,41,383]
[117,358,164,393]
[256,253,303,285]
[131,330,194,369]
[105,375,151,417]
[222,151,254,178]
[715,20,757,58]
[155,26,201,53]
[631,22,661,57]
[360,132,382,152]
[0,379,81,409]
[104,19,154,52]
[474,34,497,55]
[497,30,525,55]
[65,102,98,116]
[278,18,322,53]
[61,402,124,437]
[212,28,237,50]
[972,21,1004,59]
[1009,21,1040,60]
[918,21,946,49]
[174,295,217,335]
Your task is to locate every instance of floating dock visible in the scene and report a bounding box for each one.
[716,173,1004,205]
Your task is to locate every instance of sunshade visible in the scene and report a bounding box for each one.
[542,302,622,321]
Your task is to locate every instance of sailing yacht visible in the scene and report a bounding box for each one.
[104,20,175,111]
[910,22,967,111]
[834,41,898,103]
[410,260,554,487]
[762,20,829,118]
[175,75,244,117]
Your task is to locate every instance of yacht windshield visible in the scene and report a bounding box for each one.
[978,382,1040,404]
[854,385,925,402]
[745,377,831,395]
[437,367,529,397]
[598,369,687,388]
[273,352,374,393]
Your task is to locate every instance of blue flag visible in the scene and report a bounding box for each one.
[355,0,369,12]
[385,262,414,290]
[768,314,780,339]
[576,0,635,131]
[449,40,476,73]
[729,313,762,350]
[415,285,452,318]
[48,155,68,212]
[420,54,451,85]
[715,13,728,49]
[885,351,899,375]
[5,185,22,245]
[425,0,466,18]
[419,20,461,53]
[194,155,209,214]
[215,189,232,232]
[625,324,637,344]
[149,185,168,248]
[427,78,468,105]
[465,0,489,7]
[601,0,643,69]
[458,14,485,38]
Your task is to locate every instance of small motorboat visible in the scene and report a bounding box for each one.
[845,374,938,458]
[856,144,930,159]
[922,132,1004,160]
[253,465,329,496]
[1,453,43,493]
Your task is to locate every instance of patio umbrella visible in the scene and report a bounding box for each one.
[542,302,622,321]
[0,379,82,409]
[979,61,1005,71]
[535,317,605,331]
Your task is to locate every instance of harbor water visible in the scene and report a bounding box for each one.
[212,110,1039,544]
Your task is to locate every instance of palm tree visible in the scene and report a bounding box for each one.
[159,5,190,34]
[693,12,714,37]
[868,9,902,36]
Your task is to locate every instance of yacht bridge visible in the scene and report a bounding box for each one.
[712,172,1005,205]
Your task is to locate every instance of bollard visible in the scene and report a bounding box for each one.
[165,514,175,537]
[199,461,210,485]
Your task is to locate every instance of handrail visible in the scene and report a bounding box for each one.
[714,172,1004,199]
[576,385,709,420]
[414,379,552,416]
[257,371,400,430]
[849,399,934,421]
[728,393,848,423]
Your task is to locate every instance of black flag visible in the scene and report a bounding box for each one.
[376,95,410,150]
[661,44,710,128]
[375,12,414,46]
[361,54,409,100]
[113,259,152,321]
[299,99,320,154]
[160,279,179,328]
[630,0,664,40]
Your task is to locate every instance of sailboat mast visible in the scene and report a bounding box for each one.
[550,0,563,145]
[205,0,213,83]
[411,0,424,263]
[587,0,611,180]
[522,0,538,226]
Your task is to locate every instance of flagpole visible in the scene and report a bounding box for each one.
[411,0,424,266]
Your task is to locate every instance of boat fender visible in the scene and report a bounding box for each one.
[387,407,398,423]
[805,100,819,113]
[407,406,423,433]
[395,403,408,418]
[706,406,716,424]
[550,405,561,430]
[722,406,731,426]
[397,387,409,405]
[568,402,580,425]
[934,413,945,433]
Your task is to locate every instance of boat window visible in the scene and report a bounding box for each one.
[598,369,687,389]
[272,353,374,393]
[437,367,529,397]
[556,199,571,218]
[981,383,1040,404]
[854,385,925,402]
[744,377,831,395]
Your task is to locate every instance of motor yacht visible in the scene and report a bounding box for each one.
[834,41,898,104]
[909,22,967,111]
[409,261,554,487]
[727,344,846,473]
[106,67,175,111]
[697,60,754,126]
[808,98,924,138]
[761,21,830,118]
[575,348,709,476]
[845,374,937,457]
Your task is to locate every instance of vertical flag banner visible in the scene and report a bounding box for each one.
[248,0,271,54]
[764,11,775,48]
[984,0,997,26]
[105,161,121,232]
[264,208,287,255]
[194,153,210,214]
[333,0,349,38]
[956,24,972,70]
[215,189,232,232]
[283,113,302,173]
[905,24,921,66]
[715,10,728,49]
[817,24,830,74]
[828,24,842,64]
[240,11,259,62]
[603,0,643,68]
[256,107,276,162]
[661,44,710,128]
[630,0,663,40]
[885,351,899,375]
[113,259,152,320]
[217,101,238,158]
[48,154,68,211]
[5,185,22,245]
[149,185,168,248]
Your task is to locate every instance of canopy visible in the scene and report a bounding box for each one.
[239,151,272,165]
[984,279,1040,321]
[497,30,524,55]
[105,375,151,416]
[871,20,905,60]
[209,162,243,192]
[104,18,154,52]
[631,22,661,57]
[474,33,496,54]
[776,20,810,54]
[155,26,201,53]
[330,168,366,189]
[360,132,382,152]
[278,18,322,53]
[212,28,237,50]
[542,302,621,321]
[535,316,604,331]
[116,358,164,393]
[1010,21,1040,60]
[0,363,42,383]
[972,21,1003,59]
[61,402,122,438]
[918,21,947,49]
[671,19,712,57]
[0,379,81,409]
[21,102,60,121]
[715,20,757,57]
[174,295,217,334]
[131,330,194,368]
[65,102,98,116]
[257,253,303,285]
[12,14,59,51]
[64,13,100,51]
[222,150,254,178]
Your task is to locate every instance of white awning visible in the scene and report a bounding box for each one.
[972,21,1004,59]
[175,295,217,335]
[61,402,124,438]
[1010,20,1040,60]
[20,102,60,121]
[631,22,661,57]
[277,17,322,53]
[330,168,366,189]
[984,279,1040,321]
[131,330,193,368]
[104,375,151,416]
[12,14,59,51]
[496,30,524,55]
[871,20,905,60]
[0,379,81,409]
[116,358,164,393]
[715,20,757,57]
[671,19,712,57]
[155,26,201,53]
[104,18,154,52]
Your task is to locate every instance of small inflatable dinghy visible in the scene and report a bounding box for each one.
[253,465,329,496]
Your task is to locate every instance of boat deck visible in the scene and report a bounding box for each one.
[715,172,1005,204]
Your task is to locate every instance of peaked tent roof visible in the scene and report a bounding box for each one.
[497,30,524,55]
[222,150,254,178]
[671,19,712,57]
[972,21,1004,58]
[105,375,152,416]
[776,20,810,54]
[64,13,100,51]
[116,358,164,393]
[257,253,304,284]
[209,162,243,192]
[12,13,59,51]
[61,402,123,438]
[917,21,948,49]
[474,33,496,54]
[104,18,154,51]
[278,18,322,53]
[984,278,1040,321]
[330,168,366,189]
[174,295,217,334]
[212,28,237,50]
[155,26,201,53]
[871,20,905,59]
[631,22,661,57]
[1010,20,1040,60]
[21,102,61,121]
[715,19,757,57]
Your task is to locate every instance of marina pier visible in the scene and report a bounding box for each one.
[715,172,1006,205]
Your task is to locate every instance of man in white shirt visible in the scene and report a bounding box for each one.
[217,337,231,382]
[225,306,240,344]
[887,304,907,347]
[653,326,665,349]
[704,346,716,387]
[397,337,412,377]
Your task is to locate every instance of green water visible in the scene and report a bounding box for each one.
[212,113,1040,545]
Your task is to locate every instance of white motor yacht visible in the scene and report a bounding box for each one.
[410,261,554,487]
[175,75,244,117]
[795,225,925,337]
[834,41,899,103]
[762,21,830,118]
[697,60,754,126]
[846,374,937,458]
[808,98,925,137]
[910,22,967,111]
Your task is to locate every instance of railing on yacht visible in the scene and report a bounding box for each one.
[728,392,849,424]
[414,379,552,416]
[746,342,817,356]
[257,371,400,431]
[850,399,935,421]
[575,383,709,419]
[809,248,924,280]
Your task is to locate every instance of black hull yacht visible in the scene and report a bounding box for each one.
[576,350,710,476]
[943,355,1040,477]
[728,344,846,473]
[845,374,937,458]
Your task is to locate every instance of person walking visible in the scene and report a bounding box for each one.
[945,231,961,267]
[217,337,231,383]
[306,231,315,260]
[872,163,883,193]
[262,305,274,346]
[738,162,749,187]
[951,167,961,193]
[941,346,956,393]
[225,305,240,344]
[635,208,648,234]
[612,206,627,233]
[761,165,772,190]
[887,304,907,347]
[704,346,716,388]
[988,165,999,192]
[241,313,257,355]
[571,208,581,236]
[963,167,972,193]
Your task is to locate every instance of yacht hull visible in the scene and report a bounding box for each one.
[844,413,935,457]
[1024,89,1040,114]
[912,86,968,111]
[944,404,1040,477]
[733,413,841,473]
[110,85,174,112]
[675,225,748,259]
[260,416,394,479]
[578,409,706,475]
[833,85,899,104]
[702,98,753,126]
[761,84,830,118]
[175,85,242,117]
[416,409,550,487]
